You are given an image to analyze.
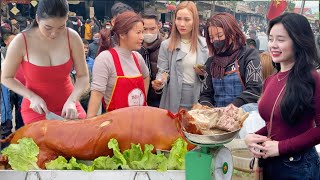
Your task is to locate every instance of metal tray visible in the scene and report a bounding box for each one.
[182,129,240,145]
[0,170,185,180]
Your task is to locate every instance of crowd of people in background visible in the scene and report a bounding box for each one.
[1,1,320,178]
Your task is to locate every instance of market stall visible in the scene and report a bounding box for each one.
[0,105,249,180]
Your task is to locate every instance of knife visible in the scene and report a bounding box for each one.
[46,112,65,120]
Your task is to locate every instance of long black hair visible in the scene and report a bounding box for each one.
[30,0,69,28]
[267,13,320,125]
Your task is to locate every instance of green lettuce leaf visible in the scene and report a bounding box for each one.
[130,144,168,171]
[93,156,119,170]
[123,143,143,168]
[107,138,130,169]
[45,156,70,170]
[45,156,94,172]
[1,138,40,171]
[68,157,94,172]
[167,138,188,170]
[3,137,187,172]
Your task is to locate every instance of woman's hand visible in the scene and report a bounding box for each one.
[245,133,269,158]
[152,72,168,91]
[29,94,49,114]
[152,80,165,91]
[194,64,207,76]
[62,99,78,119]
[262,140,280,158]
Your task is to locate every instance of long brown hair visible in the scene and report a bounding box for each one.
[168,1,199,53]
[206,12,246,55]
[97,28,111,56]
[259,52,275,80]
[97,11,143,56]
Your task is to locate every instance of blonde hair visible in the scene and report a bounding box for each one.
[260,52,275,80]
[168,1,199,53]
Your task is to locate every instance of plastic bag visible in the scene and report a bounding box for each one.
[239,111,265,139]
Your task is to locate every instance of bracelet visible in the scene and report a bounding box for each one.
[154,89,163,95]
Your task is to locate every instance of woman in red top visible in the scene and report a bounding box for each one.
[245,13,320,179]
[87,11,150,118]
[1,0,89,124]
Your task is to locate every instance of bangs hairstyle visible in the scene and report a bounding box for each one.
[206,12,246,55]
[168,1,199,53]
[97,11,143,56]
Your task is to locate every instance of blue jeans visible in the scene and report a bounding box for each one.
[1,85,24,150]
[262,147,320,180]
[1,84,12,123]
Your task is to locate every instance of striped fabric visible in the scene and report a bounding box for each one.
[212,71,243,107]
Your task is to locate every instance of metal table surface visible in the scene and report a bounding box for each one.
[0,170,185,180]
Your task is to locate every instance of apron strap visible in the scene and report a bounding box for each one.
[235,59,245,89]
[109,48,124,76]
[132,52,142,74]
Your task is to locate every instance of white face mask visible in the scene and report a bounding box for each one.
[143,33,158,44]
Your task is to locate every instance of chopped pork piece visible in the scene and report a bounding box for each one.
[187,108,223,129]
[180,104,249,134]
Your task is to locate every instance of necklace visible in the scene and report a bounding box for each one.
[277,72,289,81]
[181,39,190,44]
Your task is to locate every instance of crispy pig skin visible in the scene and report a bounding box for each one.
[5,106,195,169]
[178,109,202,135]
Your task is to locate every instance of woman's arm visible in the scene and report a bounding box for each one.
[152,41,170,91]
[144,76,150,96]
[255,126,268,136]
[2,34,37,98]
[196,43,209,82]
[232,48,262,107]
[2,34,32,98]
[198,58,215,107]
[1,33,48,114]
[69,29,90,103]
[156,40,170,83]
[87,51,110,117]
[87,90,104,118]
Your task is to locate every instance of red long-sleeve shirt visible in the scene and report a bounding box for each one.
[256,70,320,155]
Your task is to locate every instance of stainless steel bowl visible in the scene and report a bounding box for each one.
[182,129,240,145]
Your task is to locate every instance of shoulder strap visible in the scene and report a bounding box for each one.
[21,32,29,62]
[132,52,142,74]
[109,48,124,76]
[268,84,286,138]
[67,28,72,56]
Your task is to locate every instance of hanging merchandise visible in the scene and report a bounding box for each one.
[10,6,20,15]
[31,0,37,7]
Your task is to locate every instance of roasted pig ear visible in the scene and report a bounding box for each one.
[178,109,202,135]
[239,112,249,127]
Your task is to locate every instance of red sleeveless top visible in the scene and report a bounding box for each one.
[20,29,86,124]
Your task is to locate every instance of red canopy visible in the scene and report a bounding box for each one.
[4,0,31,4]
